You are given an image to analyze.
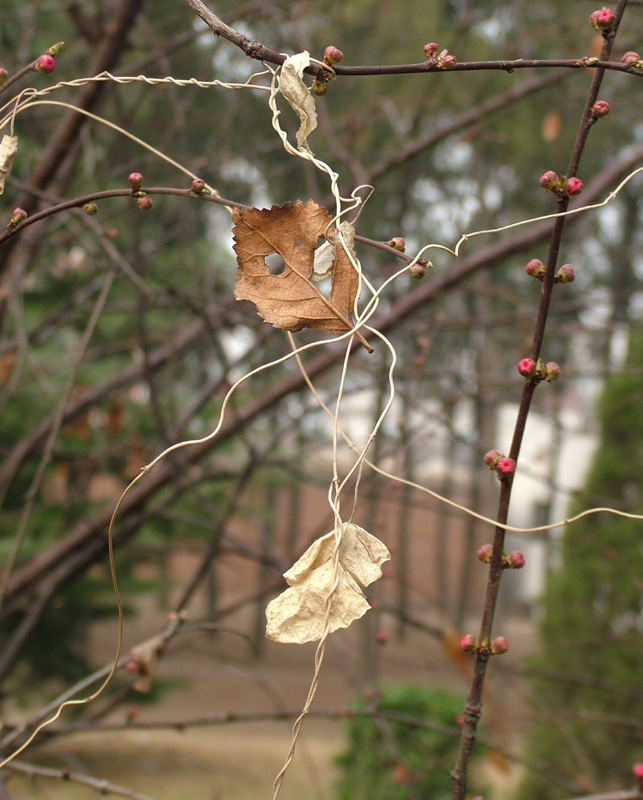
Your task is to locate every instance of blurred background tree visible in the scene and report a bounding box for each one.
[518,332,643,799]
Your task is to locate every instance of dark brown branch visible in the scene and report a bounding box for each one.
[450,3,630,796]
[182,0,641,78]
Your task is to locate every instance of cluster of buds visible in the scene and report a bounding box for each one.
[386,236,406,252]
[483,450,516,480]
[128,172,153,210]
[517,357,561,383]
[539,171,583,199]
[460,634,509,656]
[589,7,616,32]
[190,178,210,195]
[423,42,457,70]
[525,258,576,284]
[477,544,525,569]
[312,45,344,96]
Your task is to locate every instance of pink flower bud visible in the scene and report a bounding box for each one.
[437,50,457,70]
[311,80,328,96]
[589,7,616,31]
[460,634,477,653]
[323,46,343,66]
[525,258,546,281]
[565,177,583,197]
[621,51,641,64]
[555,264,575,284]
[633,763,643,781]
[191,178,208,194]
[0,67,8,86]
[591,100,610,118]
[375,630,388,644]
[495,457,516,479]
[506,551,525,569]
[539,170,559,191]
[477,544,493,563]
[128,172,143,190]
[423,42,439,59]
[483,449,502,469]
[545,361,561,382]
[125,660,138,674]
[10,208,27,226]
[409,263,426,279]
[137,196,153,211]
[82,203,98,216]
[386,237,406,252]
[34,54,56,74]
[491,636,509,655]
[518,358,536,378]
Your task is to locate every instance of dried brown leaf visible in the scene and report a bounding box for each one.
[232,200,369,348]
[265,523,391,644]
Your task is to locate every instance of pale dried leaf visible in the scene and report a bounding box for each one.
[265,524,390,644]
[279,51,318,151]
[129,634,165,693]
[312,221,356,282]
[232,200,358,335]
[0,135,18,195]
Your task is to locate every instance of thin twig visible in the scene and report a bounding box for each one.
[450,2,631,796]
[6,759,157,800]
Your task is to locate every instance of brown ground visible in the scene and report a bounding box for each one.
[7,595,535,800]
[6,481,536,800]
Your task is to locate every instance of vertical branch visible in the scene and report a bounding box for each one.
[451,3,630,796]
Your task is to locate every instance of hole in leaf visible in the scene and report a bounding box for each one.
[294,238,302,247]
[265,253,287,275]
